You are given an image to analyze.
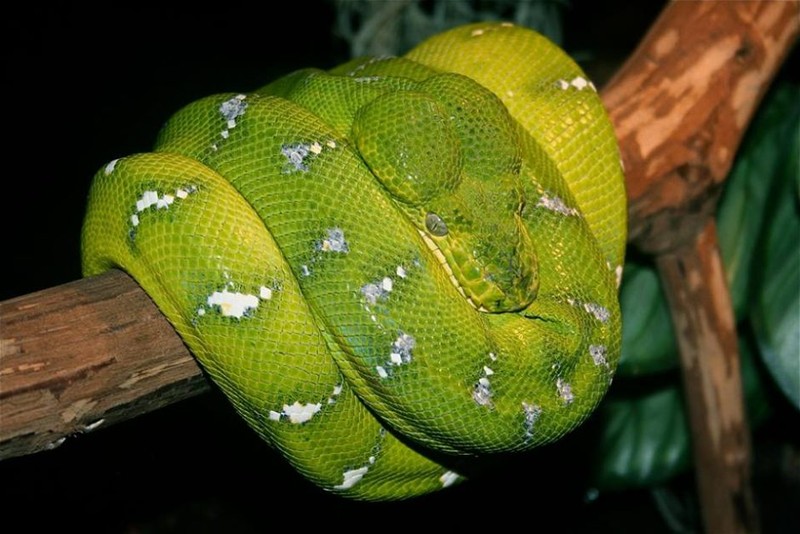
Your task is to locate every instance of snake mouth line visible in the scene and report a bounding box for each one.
[417,230,488,312]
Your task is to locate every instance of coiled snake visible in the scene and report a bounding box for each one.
[82,22,626,500]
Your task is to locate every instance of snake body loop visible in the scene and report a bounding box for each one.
[82,22,626,500]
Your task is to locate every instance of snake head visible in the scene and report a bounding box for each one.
[420,180,539,313]
[353,72,538,313]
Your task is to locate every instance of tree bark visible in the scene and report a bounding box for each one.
[657,220,758,534]
[601,2,798,533]
[602,0,799,254]
[0,270,207,460]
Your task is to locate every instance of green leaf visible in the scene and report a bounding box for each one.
[617,259,678,376]
[590,338,770,491]
[717,84,800,320]
[750,95,800,409]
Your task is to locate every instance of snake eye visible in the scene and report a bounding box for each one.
[425,212,449,236]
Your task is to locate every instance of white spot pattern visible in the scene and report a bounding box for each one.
[589,345,608,367]
[557,378,574,405]
[537,192,580,216]
[104,159,118,175]
[219,94,248,122]
[281,401,322,424]
[334,456,377,490]
[389,333,415,365]
[556,77,596,92]
[206,290,259,319]
[583,302,610,323]
[319,227,349,253]
[334,467,370,490]
[361,275,395,305]
[281,139,337,173]
[522,402,543,438]
[130,186,196,227]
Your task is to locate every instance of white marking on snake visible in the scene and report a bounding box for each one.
[522,402,543,438]
[301,265,311,277]
[328,383,343,404]
[104,159,118,175]
[268,411,281,421]
[206,289,259,318]
[389,333,415,365]
[361,277,393,305]
[583,302,610,323]
[570,76,590,90]
[319,227,349,253]
[615,264,624,288]
[471,28,485,37]
[219,94,247,123]
[136,191,159,212]
[196,307,206,316]
[281,143,312,172]
[220,130,229,139]
[156,194,174,209]
[537,192,580,216]
[489,352,497,361]
[396,265,407,278]
[589,345,608,367]
[557,379,574,405]
[557,79,570,90]
[282,139,335,173]
[334,466,370,490]
[483,366,494,376]
[440,471,462,488]
[259,286,273,300]
[132,186,195,226]
[473,377,493,407]
[376,366,388,379]
[282,401,322,424]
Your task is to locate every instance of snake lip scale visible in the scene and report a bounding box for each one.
[81,22,626,501]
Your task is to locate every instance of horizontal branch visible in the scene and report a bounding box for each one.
[0,270,207,460]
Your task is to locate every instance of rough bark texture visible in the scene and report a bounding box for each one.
[0,1,798,532]
[603,0,799,254]
[0,270,207,460]
[657,220,758,534]
[601,2,799,533]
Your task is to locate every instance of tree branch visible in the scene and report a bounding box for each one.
[0,270,207,460]
[602,2,798,532]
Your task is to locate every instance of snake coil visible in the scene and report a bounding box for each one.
[82,23,626,500]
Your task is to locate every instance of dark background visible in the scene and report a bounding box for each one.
[2,2,797,532]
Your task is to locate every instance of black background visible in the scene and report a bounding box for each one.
[2,2,797,532]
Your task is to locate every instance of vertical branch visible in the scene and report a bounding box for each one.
[602,2,799,532]
[657,220,757,533]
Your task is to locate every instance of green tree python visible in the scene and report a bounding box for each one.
[81,22,627,501]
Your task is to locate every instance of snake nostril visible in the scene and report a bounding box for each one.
[425,212,449,236]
